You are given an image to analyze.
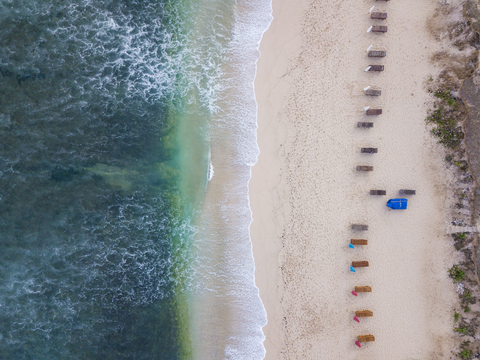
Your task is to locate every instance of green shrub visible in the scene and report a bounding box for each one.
[454,311,460,322]
[426,113,464,148]
[455,327,467,335]
[449,265,466,282]
[459,349,471,359]
[454,162,468,171]
[426,89,464,148]
[434,89,451,100]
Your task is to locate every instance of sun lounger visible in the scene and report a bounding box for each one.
[355,286,372,292]
[351,239,368,245]
[361,148,378,153]
[371,12,387,20]
[368,50,387,57]
[366,108,382,115]
[399,189,416,195]
[356,165,373,171]
[365,89,381,96]
[358,335,375,342]
[367,65,384,72]
[352,261,369,268]
[351,224,368,230]
[371,25,388,33]
[356,310,373,317]
[370,190,386,195]
[357,122,374,128]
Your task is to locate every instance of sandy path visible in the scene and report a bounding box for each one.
[251,0,461,358]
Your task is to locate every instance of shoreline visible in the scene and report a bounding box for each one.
[251,0,310,357]
[251,0,461,358]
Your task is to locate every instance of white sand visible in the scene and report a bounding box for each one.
[251,0,461,358]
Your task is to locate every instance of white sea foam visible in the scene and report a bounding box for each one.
[185,0,273,359]
[208,162,214,182]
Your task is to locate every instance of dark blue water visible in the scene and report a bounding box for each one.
[0,0,195,358]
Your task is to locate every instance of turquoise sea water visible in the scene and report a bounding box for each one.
[0,0,271,359]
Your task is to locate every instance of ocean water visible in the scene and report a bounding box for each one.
[0,0,271,359]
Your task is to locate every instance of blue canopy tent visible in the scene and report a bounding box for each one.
[386,198,408,210]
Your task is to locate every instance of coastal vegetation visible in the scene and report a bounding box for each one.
[425,89,464,149]
[426,2,480,357]
[449,265,466,283]
[459,348,472,359]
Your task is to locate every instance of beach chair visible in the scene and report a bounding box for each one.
[357,122,374,128]
[356,165,373,171]
[370,190,386,195]
[365,89,381,96]
[361,147,378,153]
[368,50,387,57]
[351,239,368,245]
[358,335,375,342]
[367,65,384,72]
[351,224,368,230]
[399,189,416,195]
[371,25,388,33]
[356,310,373,317]
[352,261,369,268]
[355,286,372,293]
[366,108,382,115]
[371,12,387,20]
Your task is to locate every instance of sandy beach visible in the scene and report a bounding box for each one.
[251,0,462,358]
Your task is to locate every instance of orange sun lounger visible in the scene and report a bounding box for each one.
[358,334,375,342]
[356,310,373,317]
[352,261,369,268]
[351,239,368,245]
[355,286,372,293]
